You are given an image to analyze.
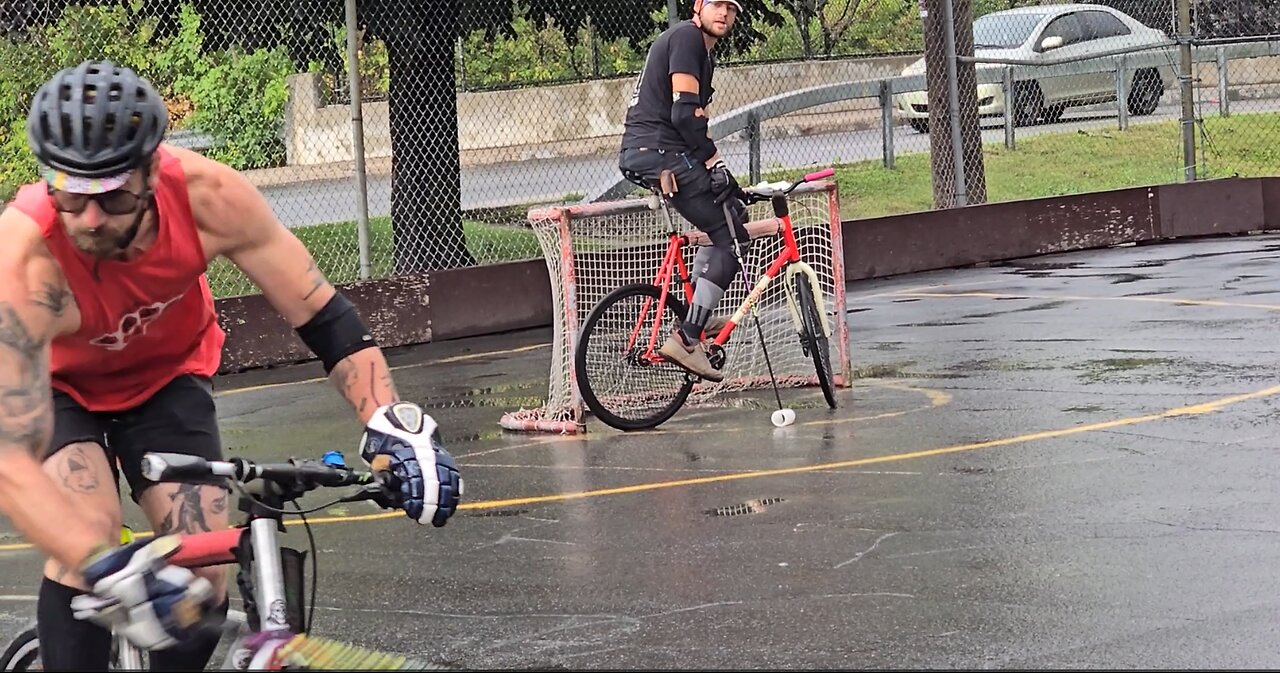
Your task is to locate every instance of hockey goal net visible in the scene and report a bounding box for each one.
[500,179,850,434]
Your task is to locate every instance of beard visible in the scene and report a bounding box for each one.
[67,208,147,259]
[69,228,128,259]
[698,19,731,39]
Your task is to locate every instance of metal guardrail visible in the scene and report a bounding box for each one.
[582,38,1280,203]
[166,128,213,152]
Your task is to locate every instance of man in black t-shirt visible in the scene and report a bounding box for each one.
[619,0,745,383]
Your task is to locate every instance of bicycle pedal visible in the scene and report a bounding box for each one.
[706,344,727,370]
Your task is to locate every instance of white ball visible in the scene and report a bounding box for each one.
[771,408,796,427]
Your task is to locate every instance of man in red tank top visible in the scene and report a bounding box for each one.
[0,60,462,668]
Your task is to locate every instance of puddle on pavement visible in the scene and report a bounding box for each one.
[1070,357,1174,383]
[945,358,1057,373]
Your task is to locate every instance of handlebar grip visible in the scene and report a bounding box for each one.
[804,168,835,182]
[140,453,212,482]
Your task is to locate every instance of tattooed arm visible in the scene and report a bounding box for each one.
[186,150,399,424]
[0,208,113,570]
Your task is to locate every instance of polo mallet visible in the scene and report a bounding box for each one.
[722,200,794,428]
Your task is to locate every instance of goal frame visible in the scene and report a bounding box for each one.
[500,179,850,434]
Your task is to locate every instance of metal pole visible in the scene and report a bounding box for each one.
[456,36,465,91]
[346,0,372,279]
[1177,0,1196,181]
[942,0,968,206]
[880,79,895,169]
[1217,47,1230,117]
[669,0,679,27]
[1003,66,1015,149]
[1115,54,1129,131]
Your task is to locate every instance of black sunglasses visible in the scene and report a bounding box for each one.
[47,187,146,216]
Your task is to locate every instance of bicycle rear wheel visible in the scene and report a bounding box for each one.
[575,283,695,430]
[793,274,837,409]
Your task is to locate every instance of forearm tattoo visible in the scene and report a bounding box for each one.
[0,303,51,454]
[330,358,398,418]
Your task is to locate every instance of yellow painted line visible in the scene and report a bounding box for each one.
[900,291,1280,312]
[3,383,1275,554]
[213,343,550,398]
[469,384,1280,509]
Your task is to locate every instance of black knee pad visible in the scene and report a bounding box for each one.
[695,244,741,290]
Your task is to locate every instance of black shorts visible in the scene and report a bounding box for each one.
[618,147,749,249]
[45,374,227,503]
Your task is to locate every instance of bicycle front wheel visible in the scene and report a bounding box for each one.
[0,626,38,672]
[574,283,695,430]
[793,274,837,410]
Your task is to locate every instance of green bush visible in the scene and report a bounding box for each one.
[0,1,294,202]
[459,3,646,89]
[184,46,293,169]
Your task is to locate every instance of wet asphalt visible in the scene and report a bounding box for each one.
[5,233,1280,668]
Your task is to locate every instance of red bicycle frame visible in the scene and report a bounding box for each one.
[629,168,831,366]
[169,527,241,568]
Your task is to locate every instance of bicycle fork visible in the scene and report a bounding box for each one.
[221,503,309,670]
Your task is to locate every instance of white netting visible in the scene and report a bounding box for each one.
[500,180,850,434]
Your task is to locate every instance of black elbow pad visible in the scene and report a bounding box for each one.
[295,292,378,374]
[671,92,717,163]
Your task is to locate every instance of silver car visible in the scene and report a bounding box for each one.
[894,3,1174,133]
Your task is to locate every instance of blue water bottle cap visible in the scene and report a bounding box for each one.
[321,451,346,468]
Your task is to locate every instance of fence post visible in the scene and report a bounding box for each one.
[1177,0,1196,182]
[456,36,465,92]
[880,79,895,169]
[1217,47,1230,117]
[345,0,372,280]
[941,0,968,207]
[1003,66,1015,149]
[747,111,762,184]
[1115,54,1129,131]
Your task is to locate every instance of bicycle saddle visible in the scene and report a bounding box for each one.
[622,168,678,199]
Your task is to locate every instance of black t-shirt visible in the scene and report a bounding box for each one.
[621,21,716,152]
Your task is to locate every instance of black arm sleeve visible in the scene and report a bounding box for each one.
[671,92,717,163]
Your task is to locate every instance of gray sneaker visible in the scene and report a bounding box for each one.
[659,329,724,382]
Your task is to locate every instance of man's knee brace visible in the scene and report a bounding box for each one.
[695,244,741,290]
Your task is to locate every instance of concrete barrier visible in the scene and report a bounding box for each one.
[282,55,920,168]
[267,49,1280,188]
[215,177,1280,375]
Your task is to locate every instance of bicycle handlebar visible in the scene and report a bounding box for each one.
[740,166,836,204]
[140,452,401,508]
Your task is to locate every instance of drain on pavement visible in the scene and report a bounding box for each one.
[707,497,786,517]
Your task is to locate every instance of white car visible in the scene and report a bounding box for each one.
[893,4,1173,133]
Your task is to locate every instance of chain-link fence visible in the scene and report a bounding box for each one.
[3,1,1279,302]
[899,0,1280,213]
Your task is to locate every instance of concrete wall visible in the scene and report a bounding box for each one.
[281,51,1280,169]
[283,55,919,167]
[216,177,1280,375]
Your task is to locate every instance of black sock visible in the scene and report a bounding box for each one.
[37,576,113,670]
[148,596,230,671]
[682,303,712,342]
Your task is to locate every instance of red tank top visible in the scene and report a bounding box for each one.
[10,147,226,412]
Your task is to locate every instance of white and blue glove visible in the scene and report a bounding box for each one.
[359,402,463,527]
[69,535,218,651]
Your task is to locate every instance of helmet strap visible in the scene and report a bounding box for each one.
[114,165,153,251]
